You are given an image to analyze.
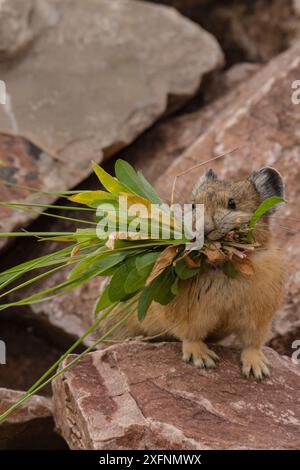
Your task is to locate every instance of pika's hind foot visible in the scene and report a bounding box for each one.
[182,340,219,369]
[241,347,270,380]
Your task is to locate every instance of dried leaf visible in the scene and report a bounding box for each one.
[203,245,226,263]
[70,245,80,258]
[227,242,255,251]
[147,245,178,284]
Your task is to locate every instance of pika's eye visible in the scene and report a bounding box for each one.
[228,198,236,210]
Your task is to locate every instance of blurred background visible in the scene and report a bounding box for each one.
[0,0,299,450]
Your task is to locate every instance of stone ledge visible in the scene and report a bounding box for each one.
[52,341,300,450]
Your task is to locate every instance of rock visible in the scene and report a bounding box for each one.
[0,0,43,60]
[0,311,84,394]
[0,387,67,449]
[0,134,75,251]
[0,0,223,249]
[202,62,261,104]
[125,60,261,176]
[294,0,300,16]
[202,0,300,63]
[146,0,209,10]
[153,41,300,350]
[52,342,300,450]
[0,0,223,166]
[150,0,300,64]
[269,232,300,354]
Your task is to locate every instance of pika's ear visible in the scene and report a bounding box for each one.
[249,167,284,201]
[192,168,217,198]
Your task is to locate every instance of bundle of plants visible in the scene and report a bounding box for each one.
[0,159,283,422]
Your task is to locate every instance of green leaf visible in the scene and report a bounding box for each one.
[92,161,134,195]
[115,160,150,200]
[123,251,160,294]
[70,191,117,208]
[98,265,120,277]
[106,265,127,302]
[68,250,127,280]
[137,268,177,321]
[174,259,202,280]
[153,269,176,305]
[137,274,161,322]
[90,252,129,276]
[135,251,161,277]
[108,258,136,302]
[73,228,100,244]
[124,267,146,294]
[249,196,285,229]
[247,196,285,242]
[94,283,116,315]
[114,159,162,204]
[137,171,162,204]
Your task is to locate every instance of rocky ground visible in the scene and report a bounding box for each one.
[53,342,300,450]
[0,0,299,450]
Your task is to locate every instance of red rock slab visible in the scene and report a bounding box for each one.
[52,342,300,450]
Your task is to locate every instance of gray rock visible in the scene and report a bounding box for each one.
[0,0,223,164]
[152,0,300,63]
[0,0,37,60]
[0,0,55,60]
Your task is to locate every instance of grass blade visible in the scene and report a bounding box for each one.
[0,202,95,212]
[0,299,136,423]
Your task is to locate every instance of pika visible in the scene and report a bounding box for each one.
[99,167,284,380]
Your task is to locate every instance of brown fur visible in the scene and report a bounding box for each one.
[98,175,283,380]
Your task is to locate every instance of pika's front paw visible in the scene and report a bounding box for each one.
[241,348,270,380]
[182,340,219,369]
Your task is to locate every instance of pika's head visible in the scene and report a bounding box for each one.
[192,167,284,242]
